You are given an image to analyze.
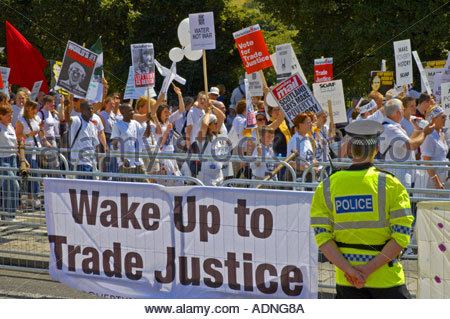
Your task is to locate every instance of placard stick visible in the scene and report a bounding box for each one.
[147,88,151,114]
[327,99,336,138]
[203,50,208,94]
[255,125,261,146]
[129,99,134,107]
[255,151,297,189]
[258,69,268,89]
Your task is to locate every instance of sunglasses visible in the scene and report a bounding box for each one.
[256,118,266,122]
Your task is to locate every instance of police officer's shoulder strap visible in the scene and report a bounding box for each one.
[374,166,396,178]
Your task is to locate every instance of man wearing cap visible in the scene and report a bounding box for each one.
[379,99,434,188]
[208,87,220,100]
[310,120,414,298]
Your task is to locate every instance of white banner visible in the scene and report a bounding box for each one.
[412,51,432,95]
[0,66,10,94]
[189,12,216,51]
[29,80,43,101]
[393,39,413,86]
[124,66,155,100]
[245,72,263,97]
[312,80,347,124]
[44,179,318,299]
[417,201,450,298]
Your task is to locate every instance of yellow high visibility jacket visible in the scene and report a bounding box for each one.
[310,164,414,288]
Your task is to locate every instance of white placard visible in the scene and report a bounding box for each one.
[275,44,292,83]
[0,66,10,94]
[245,72,263,97]
[124,66,155,100]
[244,79,256,128]
[271,73,322,125]
[157,62,177,99]
[44,179,318,299]
[270,45,307,84]
[421,68,443,94]
[29,80,43,101]
[433,53,450,103]
[312,80,347,124]
[442,82,450,127]
[189,12,216,51]
[412,51,432,95]
[393,39,413,86]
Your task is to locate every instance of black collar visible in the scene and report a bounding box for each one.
[345,162,374,171]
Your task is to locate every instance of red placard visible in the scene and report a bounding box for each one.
[233,25,273,74]
[314,57,333,83]
[0,71,3,89]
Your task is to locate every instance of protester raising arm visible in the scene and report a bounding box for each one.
[173,84,185,114]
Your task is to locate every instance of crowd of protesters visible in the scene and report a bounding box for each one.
[0,77,449,219]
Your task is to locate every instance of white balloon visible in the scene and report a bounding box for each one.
[169,47,184,62]
[183,45,203,61]
[177,18,191,47]
[265,91,279,107]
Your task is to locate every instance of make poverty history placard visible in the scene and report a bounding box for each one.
[57,41,98,98]
[271,73,323,125]
[44,179,318,299]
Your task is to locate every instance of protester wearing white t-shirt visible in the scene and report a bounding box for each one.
[287,113,316,182]
[11,91,26,128]
[111,103,147,182]
[185,92,207,150]
[250,127,277,187]
[195,103,226,186]
[421,106,449,194]
[379,99,433,188]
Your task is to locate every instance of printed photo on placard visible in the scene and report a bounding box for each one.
[131,43,155,87]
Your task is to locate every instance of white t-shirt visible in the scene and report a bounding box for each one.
[421,130,449,162]
[18,116,41,147]
[400,117,415,137]
[71,110,104,132]
[39,109,57,138]
[186,107,205,144]
[70,116,99,167]
[0,123,17,158]
[139,121,157,154]
[195,134,228,186]
[250,144,277,179]
[287,132,314,165]
[12,105,24,128]
[99,110,119,134]
[111,120,145,167]
[232,114,246,140]
[379,118,414,162]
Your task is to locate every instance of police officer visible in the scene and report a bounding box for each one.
[310,120,414,298]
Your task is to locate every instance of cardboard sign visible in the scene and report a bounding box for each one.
[412,51,432,95]
[189,12,216,50]
[57,41,98,98]
[245,71,263,97]
[314,58,333,83]
[233,24,272,74]
[131,43,155,88]
[29,80,43,101]
[442,82,450,126]
[158,62,177,99]
[0,66,10,94]
[244,79,256,128]
[123,66,155,100]
[271,47,308,84]
[421,61,444,94]
[271,73,322,125]
[393,39,413,86]
[433,53,450,103]
[275,44,292,83]
[370,71,394,95]
[312,80,347,124]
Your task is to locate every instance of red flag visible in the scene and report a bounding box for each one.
[5,20,49,93]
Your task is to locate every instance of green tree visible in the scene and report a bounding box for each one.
[255,0,450,97]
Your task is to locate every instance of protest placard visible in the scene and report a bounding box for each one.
[57,41,98,98]
[244,79,256,128]
[245,71,263,97]
[124,66,155,100]
[158,62,177,99]
[393,39,413,86]
[442,82,450,126]
[29,80,43,101]
[271,73,322,125]
[233,24,272,74]
[314,58,333,83]
[421,60,445,93]
[131,43,155,88]
[312,80,347,124]
[44,178,318,299]
[271,46,308,84]
[370,71,394,96]
[86,37,104,103]
[412,51,432,95]
[433,53,450,103]
[0,66,10,94]
[275,44,292,83]
[189,12,215,51]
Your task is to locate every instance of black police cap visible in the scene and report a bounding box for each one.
[345,120,384,145]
